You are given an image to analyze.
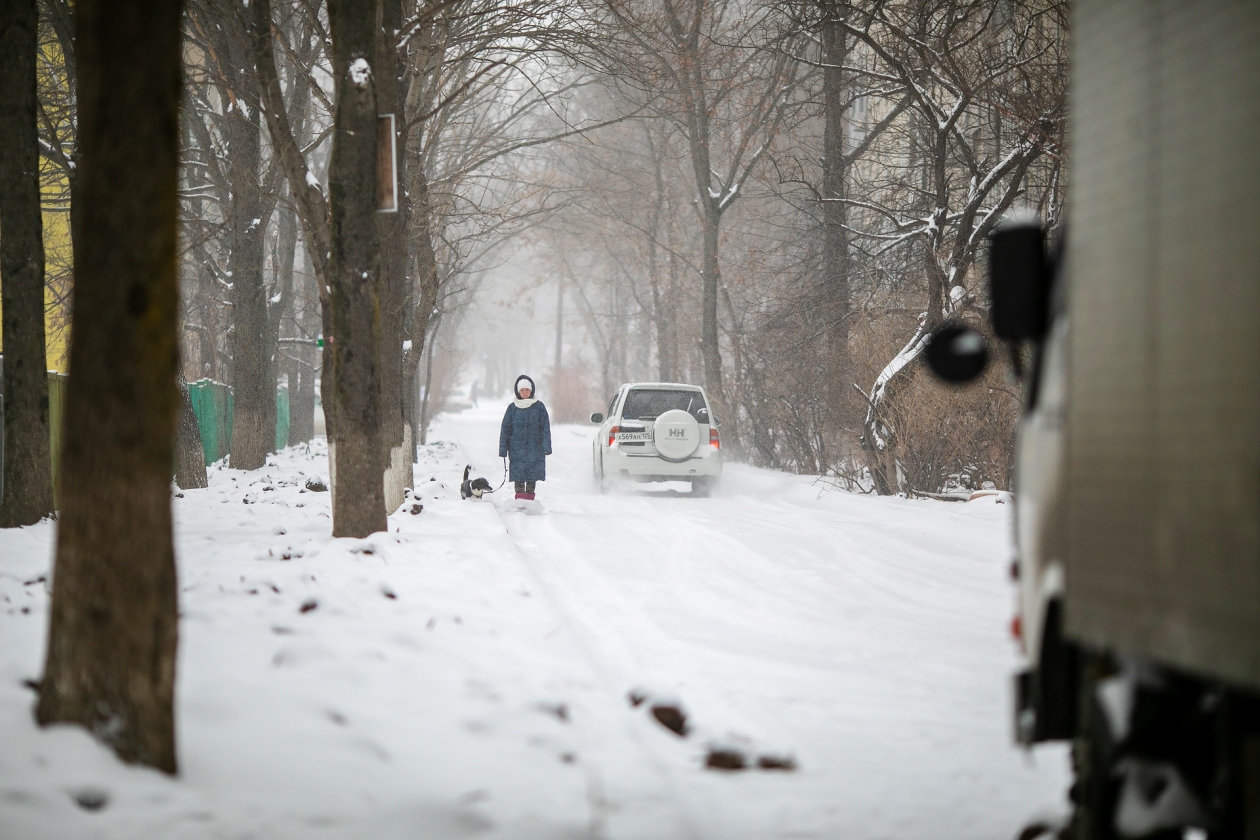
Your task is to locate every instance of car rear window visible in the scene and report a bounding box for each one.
[620,389,707,421]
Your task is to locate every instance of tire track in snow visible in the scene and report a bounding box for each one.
[443,426,698,840]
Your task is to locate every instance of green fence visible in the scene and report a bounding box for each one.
[187,379,290,466]
[188,379,233,465]
[1,369,289,512]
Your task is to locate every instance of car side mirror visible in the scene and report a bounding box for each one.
[590,412,604,424]
[989,221,1049,341]
[926,321,990,384]
[715,415,722,427]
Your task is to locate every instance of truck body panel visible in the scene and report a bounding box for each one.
[1065,0,1260,690]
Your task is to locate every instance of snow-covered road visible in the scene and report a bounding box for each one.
[442,403,1070,839]
[0,398,1068,839]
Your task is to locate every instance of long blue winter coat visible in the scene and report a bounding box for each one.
[499,400,552,482]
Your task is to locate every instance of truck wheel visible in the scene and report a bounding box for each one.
[1067,661,1122,840]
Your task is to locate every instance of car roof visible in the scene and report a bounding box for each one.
[620,382,704,391]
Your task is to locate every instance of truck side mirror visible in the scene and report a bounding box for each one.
[989,221,1049,341]
[590,412,604,424]
[926,322,989,383]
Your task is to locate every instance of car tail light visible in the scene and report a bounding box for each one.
[609,426,619,447]
[710,427,720,449]
[1010,614,1022,641]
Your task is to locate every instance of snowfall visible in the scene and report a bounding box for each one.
[0,399,1070,839]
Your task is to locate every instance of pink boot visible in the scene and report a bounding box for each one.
[524,492,536,501]
[515,492,526,500]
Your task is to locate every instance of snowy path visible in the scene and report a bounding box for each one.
[441,403,1070,839]
[0,398,1068,839]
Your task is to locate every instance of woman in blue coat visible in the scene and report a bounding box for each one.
[499,374,552,500]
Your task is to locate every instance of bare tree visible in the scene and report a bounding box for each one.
[836,1,1065,493]
[377,0,411,497]
[174,371,209,489]
[396,0,589,432]
[542,104,696,389]
[37,0,184,773]
[325,0,388,537]
[250,0,335,434]
[33,0,77,359]
[593,0,808,414]
[0,0,55,526]
[184,0,288,470]
[249,0,395,534]
[535,0,1063,494]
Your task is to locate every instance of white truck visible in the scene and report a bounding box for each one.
[929,3,1260,837]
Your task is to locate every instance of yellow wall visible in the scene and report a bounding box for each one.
[0,31,74,374]
[41,181,73,373]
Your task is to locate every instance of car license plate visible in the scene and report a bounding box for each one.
[618,432,651,441]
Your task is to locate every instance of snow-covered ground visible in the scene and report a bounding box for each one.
[0,398,1069,839]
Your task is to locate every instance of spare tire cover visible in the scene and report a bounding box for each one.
[653,409,700,461]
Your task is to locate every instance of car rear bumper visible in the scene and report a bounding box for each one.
[607,444,722,479]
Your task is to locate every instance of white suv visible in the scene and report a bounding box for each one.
[591,383,723,495]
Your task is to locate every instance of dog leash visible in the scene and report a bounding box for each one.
[487,458,509,494]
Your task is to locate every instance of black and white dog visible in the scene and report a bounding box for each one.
[460,465,493,500]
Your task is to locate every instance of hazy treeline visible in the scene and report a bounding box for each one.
[28,0,1065,499]
[175,0,588,477]
[540,0,1066,495]
[172,0,1067,497]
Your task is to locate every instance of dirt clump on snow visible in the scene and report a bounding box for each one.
[650,703,688,737]
[757,754,797,771]
[72,787,109,811]
[705,747,747,771]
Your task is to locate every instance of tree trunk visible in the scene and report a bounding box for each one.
[666,236,680,381]
[225,86,269,470]
[174,372,208,489]
[407,360,420,462]
[287,255,317,446]
[401,167,440,460]
[37,0,183,774]
[327,0,385,538]
[859,322,932,496]
[645,138,675,382]
[375,0,409,508]
[0,0,55,526]
[699,206,724,400]
[649,279,671,382]
[399,7,442,378]
[266,200,299,453]
[820,13,853,419]
[419,315,440,447]
[554,280,563,372]
[288,354,315,443]
[250,0,334,449]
